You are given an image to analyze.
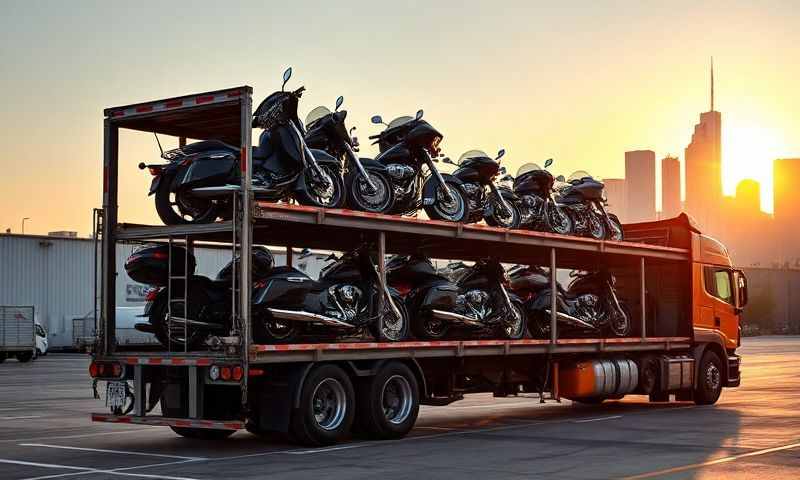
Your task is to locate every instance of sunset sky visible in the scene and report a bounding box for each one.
[1,1,798,234]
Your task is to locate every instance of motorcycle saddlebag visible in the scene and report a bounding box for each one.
[124,244,197,286]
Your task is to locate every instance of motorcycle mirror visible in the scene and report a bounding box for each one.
[371,115,385,125]
[415,109,424,121]
[544,158,553,168]
[349,126,357,135]
[282,67,293,91]
[496,149,506,161]
[335,95,344,111]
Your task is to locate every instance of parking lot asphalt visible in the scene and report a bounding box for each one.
[0,336,798,480]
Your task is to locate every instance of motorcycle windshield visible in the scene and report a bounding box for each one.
[305,106,331,128]
[458,149,490,164]
[517,162,543,176]
[568,170,593,182]
[387,116,414,129]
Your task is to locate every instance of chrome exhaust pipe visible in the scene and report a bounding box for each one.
[267,308,352,328]
[431,309,483,328]
[544,310,598,331]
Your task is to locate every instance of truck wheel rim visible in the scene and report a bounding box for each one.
[706,363,721,391]
[311,378,347,431]
[381,375,413,425]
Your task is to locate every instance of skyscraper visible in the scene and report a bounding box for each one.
[603,178,627,223]
[661,156,681,219]
[624,150,656,222]
[774,158,800,262]
[684,59,722,230]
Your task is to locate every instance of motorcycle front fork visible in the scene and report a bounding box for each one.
[487,183,512,217]
[343,143,378,192]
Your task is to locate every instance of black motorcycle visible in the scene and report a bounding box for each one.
[139,67,345,225]
[366,111,471,222]
[554,171,624,240]
[304,96,395,213]
[254,245,409,343]
[443,149,521,228]
[508,265,630,339]
[126,244,276,350]
[510,159,574,235]
[386,255,525,340]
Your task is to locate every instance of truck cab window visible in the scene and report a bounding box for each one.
[704,266,733,304]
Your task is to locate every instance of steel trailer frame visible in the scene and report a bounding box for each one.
[96,85,694,432]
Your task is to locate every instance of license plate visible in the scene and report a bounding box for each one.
[107,381,127,411]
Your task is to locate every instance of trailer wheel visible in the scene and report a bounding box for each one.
[694,350,723,405]
[169,427,235,440]
[290,364,355,446]
[16,351,33,363]
[356,362,419,440]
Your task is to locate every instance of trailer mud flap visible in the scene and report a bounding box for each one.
[254,363,312,433]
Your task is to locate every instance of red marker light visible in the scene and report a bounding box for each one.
[232,366,243,381]
[89,362,99,378]
[220,366,232,381]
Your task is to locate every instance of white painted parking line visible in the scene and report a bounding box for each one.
[573,415,623,423]
[20,443,206,460]
[22,459,199,480]
[0,458,199,480]
[288,444,364,455]
[0,427,162,444]
[0,415,43,420]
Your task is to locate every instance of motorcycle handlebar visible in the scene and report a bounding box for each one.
[368,134,381,140]
[293,86,306,97]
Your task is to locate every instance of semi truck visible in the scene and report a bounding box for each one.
[89,86,747,446]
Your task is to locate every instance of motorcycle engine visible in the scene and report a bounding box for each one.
[520,195,543,224]
[385,164,417,202]
[328,285,364,323]
[461,183,484,211]
[386,164,415,181]
[574,294,605,325]
[456,289,491,320]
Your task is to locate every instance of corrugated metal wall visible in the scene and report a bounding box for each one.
[0,234,327,348]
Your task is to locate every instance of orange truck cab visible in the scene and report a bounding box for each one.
[625,213,747,390]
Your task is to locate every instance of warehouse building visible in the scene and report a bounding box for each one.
[0,233,326,349]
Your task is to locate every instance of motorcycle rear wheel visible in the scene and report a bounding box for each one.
[412,311,450,340]
[155,180,220,225]
[149,288,210,351]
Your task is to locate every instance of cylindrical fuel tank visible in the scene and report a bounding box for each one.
[559,358,639,398]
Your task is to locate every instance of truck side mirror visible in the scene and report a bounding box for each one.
[735,270,748,308]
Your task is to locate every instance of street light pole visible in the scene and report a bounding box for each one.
[21,217,30,234]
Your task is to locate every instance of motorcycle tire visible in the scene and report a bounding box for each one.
[606,213,624,241]
[254,312,299,344]
[587,211,606,240]
[154,178,220,225]
[501,301,527,339]
[346,170,394,214]
[527,310,552,340]
[149,286,212,351]
[294,165,345,209]
[423,179,470,223]
[606,301,632,337]
[545,202,574,235]
[411,311,450,340]
[485,198,522,229]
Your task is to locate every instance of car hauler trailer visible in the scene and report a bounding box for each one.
[90,86,747,445]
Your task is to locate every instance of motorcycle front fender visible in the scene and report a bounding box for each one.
[357,157,389,173]
[421,173,464,206]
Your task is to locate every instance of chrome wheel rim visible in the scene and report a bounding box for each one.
[589,214,605,239]
[706,363,721,391]
[504,304,525,338]
[265,319,294,340]
[381,298,406,341]
[381,375,413,425]
[434,185,465,221]
[354,173,391,212]
[310,167,337,206]
[492,200,518,228]
[311,378,347,431]
[548,205,571,234]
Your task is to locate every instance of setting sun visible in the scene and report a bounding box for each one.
[722,121,786,213]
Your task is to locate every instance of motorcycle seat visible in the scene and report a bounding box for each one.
[267,266,312,280]
[181,140,238,156]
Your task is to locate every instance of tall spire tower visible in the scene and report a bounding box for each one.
[710,56,715,112]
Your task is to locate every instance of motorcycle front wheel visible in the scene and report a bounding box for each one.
[295,165,345,208]
[501,301,527,339]
[587,211,606,240]
[346,170,394,214]
[527,310,552,339]
[607,213,624,241]
[155,180,220,225]
[545,202,574,235]
[606,301,632,337]
[485,198,522,229]
[369,295,409,341]
[423,180,470,223]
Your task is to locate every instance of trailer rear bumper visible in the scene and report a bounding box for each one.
[91,413,244,431]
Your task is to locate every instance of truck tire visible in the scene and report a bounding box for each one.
[290,364,355,446]
[356,362,419,440]
[694,350,723,405]
[16,351,33,363]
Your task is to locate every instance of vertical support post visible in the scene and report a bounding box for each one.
[549,247,558,346]
[239,90,253,408]
[101,119,118,355]
[184,236,193,354]
[640,257,647,341]
[179,136,187,148]
[133,364,145,416]
[286,246,293,268]
[188,365,198,418]
[377,231,387,341]
[552,361,560,401]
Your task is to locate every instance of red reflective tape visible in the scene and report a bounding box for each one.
[240,147,247,173]
[227,90,241,97]
[165,100,183,108]
[174,420,192,427]
[117,417,132,424]
[111,110,125,117]
[196,358,212,366]
[135,105,153,113]
[171,358,185,366]
[195,95,214,104]
[223,422,242,429]
[125,357,137,365]
[148,358,163,365]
